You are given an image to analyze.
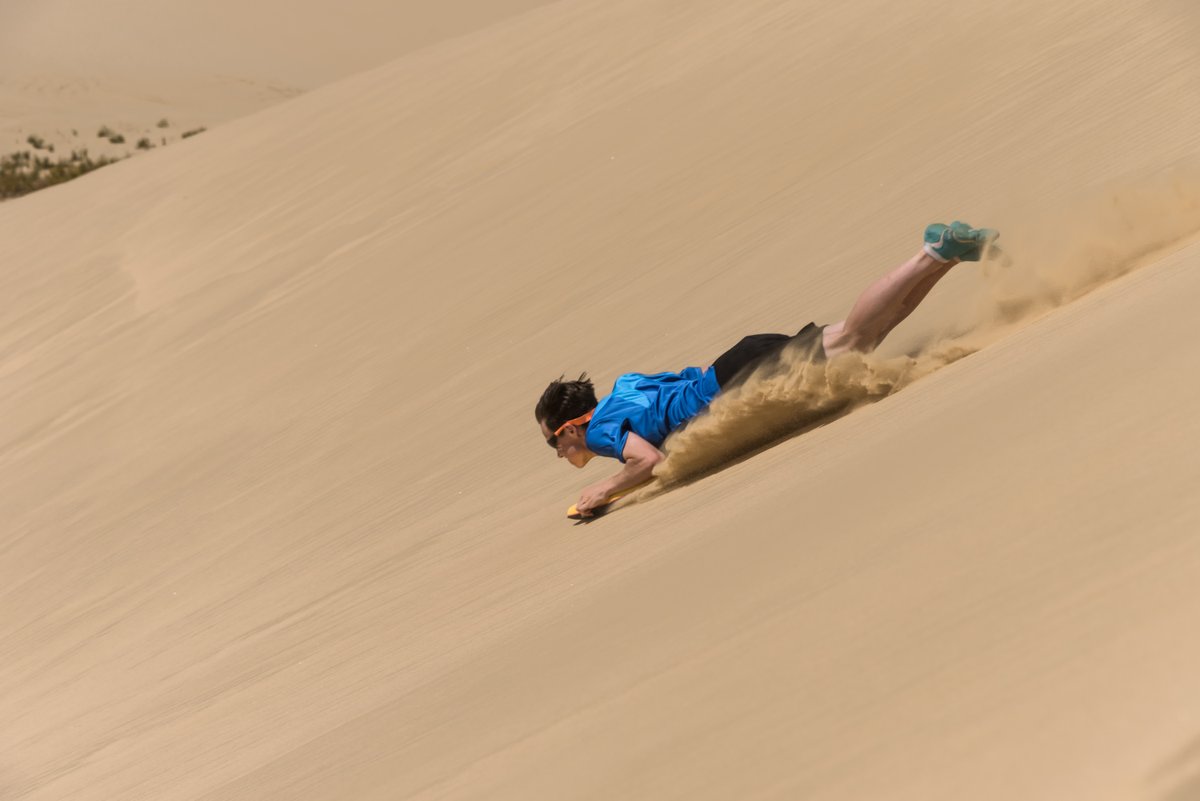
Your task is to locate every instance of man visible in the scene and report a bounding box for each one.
[536,221,998,516]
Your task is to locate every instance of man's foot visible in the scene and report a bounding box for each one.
[923,221,999,263]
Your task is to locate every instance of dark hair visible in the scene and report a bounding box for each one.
[535,373,597,430]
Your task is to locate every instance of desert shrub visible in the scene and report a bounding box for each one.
[1,148,122,199]
[97,125,113,138]
[108,133,125,144]
[26,135,46,149]
[181,127,207,139]
[136,138,153,150]
[157,118,170,128]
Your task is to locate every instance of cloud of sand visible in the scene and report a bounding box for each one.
[972,165,1200,331]
[650,165,1200,489]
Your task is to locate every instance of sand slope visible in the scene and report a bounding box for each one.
[3,0,1200,799]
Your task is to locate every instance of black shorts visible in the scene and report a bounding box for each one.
[711,322,826,389]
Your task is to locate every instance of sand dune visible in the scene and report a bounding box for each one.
[0,0,558,86]
[0,0,555,154]
[3,0,1200,799]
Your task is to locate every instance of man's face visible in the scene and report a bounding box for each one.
[540,419,593,468]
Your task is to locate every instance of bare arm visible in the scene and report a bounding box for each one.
[575,432,663,514]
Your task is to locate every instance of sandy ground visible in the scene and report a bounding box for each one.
[3,1,1200,799]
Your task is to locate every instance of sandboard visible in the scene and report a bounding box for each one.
[566,481,653,520]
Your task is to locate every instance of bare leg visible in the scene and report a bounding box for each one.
[871,260,953,343]
[823,250,957,357]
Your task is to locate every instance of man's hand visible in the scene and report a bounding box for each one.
[573,433,664,517]
[575,482,614,517]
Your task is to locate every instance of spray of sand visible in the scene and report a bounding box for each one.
[974,165,1200,329]
[648,165,1200,491]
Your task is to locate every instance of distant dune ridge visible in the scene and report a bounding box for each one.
[0,0,556,153]
[3,1,1200,800]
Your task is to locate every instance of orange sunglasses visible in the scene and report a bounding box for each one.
[547,410,593,448]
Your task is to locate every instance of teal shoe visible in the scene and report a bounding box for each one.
[923,221,999,262]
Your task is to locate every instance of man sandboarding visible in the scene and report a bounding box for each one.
[536,221,999,517]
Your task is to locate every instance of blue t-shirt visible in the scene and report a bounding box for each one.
[585,367,721,461]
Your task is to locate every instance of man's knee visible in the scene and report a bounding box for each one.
[823,321,876,356]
